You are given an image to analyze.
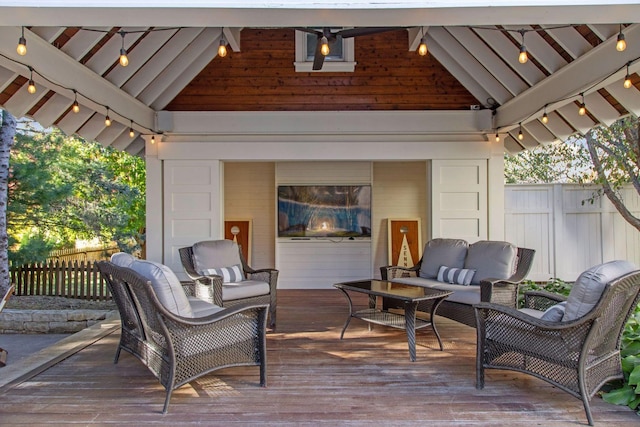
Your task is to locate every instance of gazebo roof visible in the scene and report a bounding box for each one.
[0,1,638,155]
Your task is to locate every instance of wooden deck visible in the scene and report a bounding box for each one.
[1,290,638,426]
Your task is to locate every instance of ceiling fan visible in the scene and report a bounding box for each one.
[296,27,399,70]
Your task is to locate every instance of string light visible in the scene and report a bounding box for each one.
[16,26,27,56]
[218,32,227,58]
[578,93,587,116]
[418,27,428,56]
[320,36,330,56]
[27,67,36,94]
[518,30,528,64]
[151,135,155,144]
[119,31,129,67]
[518,123,524,140]
[616,25,627,52]
[624,63,632,89]
[105,107,112,126]
[72,90,80,113]
[542,109,549,124]
[495,132,500,142]
[129,120,135,138]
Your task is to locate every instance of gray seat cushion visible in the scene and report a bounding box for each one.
[464,240,517,285]
[130,259,193,318]
[192,240,242,272]
[419,238,468,279]
[111,252,136,268]
[223,280,270,301]
[187,297,224,317]
[391,276,481,305]
[562,260,637,321]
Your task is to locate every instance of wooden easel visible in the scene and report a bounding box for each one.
[0,285,15,367]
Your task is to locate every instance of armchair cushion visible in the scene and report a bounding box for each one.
[111,252,136,268]
[540,301,567,322]
[464,241,517,285]
[199,264,245,283]
[562,260,637,321]
[437,265,475,285]
[419,238,468,279]
[130,260,193,318]
[223,280,271,301]
[192,240,242,272]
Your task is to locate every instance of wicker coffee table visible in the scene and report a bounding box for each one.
[334,279,452,362]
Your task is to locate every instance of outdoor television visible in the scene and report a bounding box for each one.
[277,185,371,238]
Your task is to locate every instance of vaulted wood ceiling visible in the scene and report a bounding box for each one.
[0,2,639,156]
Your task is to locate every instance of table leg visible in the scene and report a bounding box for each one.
[337,288,354,339]
[368,294,376,331]
[404,301,418,362]
[430,296,447,351]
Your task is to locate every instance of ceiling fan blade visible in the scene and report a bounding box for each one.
[312,37,325,71]
[337,27,399,38]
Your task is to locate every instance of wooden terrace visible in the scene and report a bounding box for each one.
[1,290,638,426]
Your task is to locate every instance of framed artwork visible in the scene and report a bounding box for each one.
[224,219,252,265]
[387,218,422,267]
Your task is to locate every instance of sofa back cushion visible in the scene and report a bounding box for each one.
[419,238,468,279]
[464,240,517,285]
[562,260,637,322]
[130,259,193,318]
[192,240,242,273]
[111,252,136,268]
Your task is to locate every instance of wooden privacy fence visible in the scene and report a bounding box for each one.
[10,260,111,300]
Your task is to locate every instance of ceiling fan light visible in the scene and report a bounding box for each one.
[320,36,330,56]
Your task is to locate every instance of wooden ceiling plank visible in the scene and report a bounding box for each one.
[542,111,575,142]
[84,27,148,76]
[587,24,619,42]
[32,92,73,128]
[447,26,527,96]
[124,139,145,156]
[30,26,66,43]
[555,104,596,135]
[0,65,17,92]
[105,27,179,88]
[3,80,43,118]
[95,122,128,146]
[56,108,93,135]
[584,91,624,127]
[540,25,592,59]
[110,131,140,151]
[77,114,110,142]
[523,120,558,145]
[428,27,508,105]
[60,27,111,60]
[605,83,640,116]
[501,25,567,74]
[223,27,242,52]
[473,26,546,87]
[508,127,538,149]
[121,27,204,98]
[140,27,219,108]
[503,135,525,154]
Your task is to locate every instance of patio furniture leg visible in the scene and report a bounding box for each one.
[0,348,7,367]
[404,301,418,362]
[113,347,121,364]
[337,287,354,339]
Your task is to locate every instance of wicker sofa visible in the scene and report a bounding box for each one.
[380,239,535,328]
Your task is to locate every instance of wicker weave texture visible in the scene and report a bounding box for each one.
[97,261,268,414]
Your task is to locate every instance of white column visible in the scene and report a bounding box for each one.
[144,134,163,262]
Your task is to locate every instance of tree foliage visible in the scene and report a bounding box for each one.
[9,123,145,264]
[0,110,16,295]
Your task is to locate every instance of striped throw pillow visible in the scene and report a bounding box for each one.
[200,264,245,283]
[437,265,476,286]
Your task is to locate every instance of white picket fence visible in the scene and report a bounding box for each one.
[505,184,640,282]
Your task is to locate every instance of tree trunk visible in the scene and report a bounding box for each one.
[0,110,16,295]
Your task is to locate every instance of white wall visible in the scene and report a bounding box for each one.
[505,184,640,281]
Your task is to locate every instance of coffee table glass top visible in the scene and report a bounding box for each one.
[333,279,451,301]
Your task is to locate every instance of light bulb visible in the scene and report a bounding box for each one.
[542,112,549,124]
[27,79,36,94]
[119,48,129,67]
[218,40,227,57]
[17,36,26,56]
[518,130,524,141]
[105,115,111,126]
[418,38,427,56]
[616,32,626,52]
[624,75,632,89]
[151,135,155,144]
[72,100,80,113]
[578,103,586,116]
[518,45,528,64]
[495,133,500,143]
[320,36,330,56]
[129,128,135,138]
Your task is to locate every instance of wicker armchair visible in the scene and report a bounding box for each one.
[98,261,268,414]
[475,263,640,426]
[381,245,535,327]
[179,240,278,328]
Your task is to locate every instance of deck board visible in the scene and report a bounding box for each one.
[1,289,638,426]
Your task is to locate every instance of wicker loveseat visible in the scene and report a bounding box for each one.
[380,239,535,328]
[98,253,268,413]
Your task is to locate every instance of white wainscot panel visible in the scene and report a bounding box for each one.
[438,166,479,185]
[171,165,212,185]
[171,219,211,238]
[276,240,372,289]
[440,192,479,210]
[440,219,479,238]
[171,192,211,212]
